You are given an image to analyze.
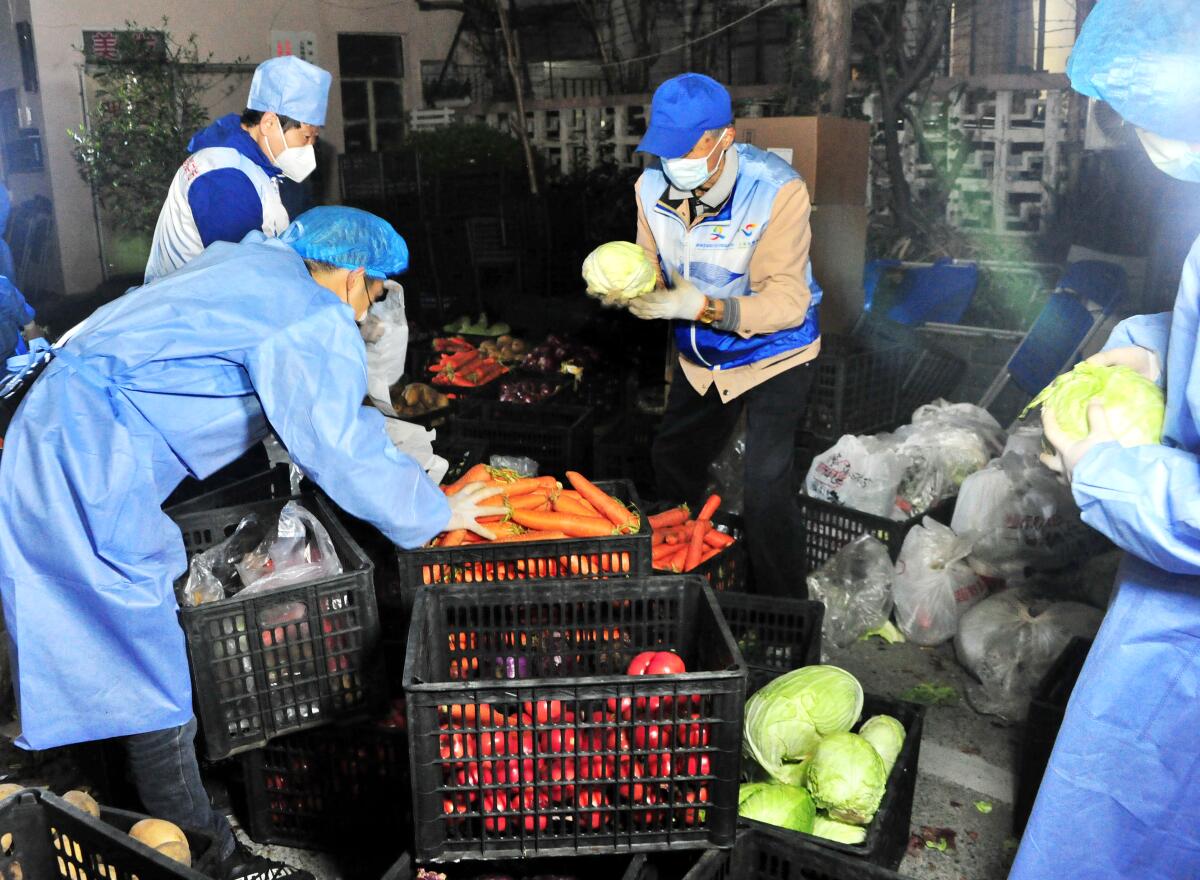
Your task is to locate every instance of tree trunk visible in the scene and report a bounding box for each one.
[810,0,852,115]
[495,0,539,196]
[877,79,917,234]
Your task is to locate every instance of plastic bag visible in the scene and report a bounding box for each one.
[382,417,447,483]
[490,454,538,477]
[363,282,409,416]
[909,399,1007,457]
[1003,420,1044,460]
[707,415,746,515]
[806,534,895,648]
[951,453,1091,580]
[179,513,269,607]
[235,501,343,598]
[954,588,1104,720]
[893,519,986,646]
[805,434,905,518]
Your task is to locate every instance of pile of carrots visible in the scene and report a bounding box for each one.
[650,495,736,573]
[429,340,509,389]
[433,466,641,547]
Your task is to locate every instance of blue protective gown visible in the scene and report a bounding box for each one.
[1012,235,1200,877]
[0,234,450,750]
[0,276,33,358]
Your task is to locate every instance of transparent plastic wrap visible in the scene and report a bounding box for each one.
[179,513,269,607]
[951,453,1091,580]
[1003,420,1045,460]
[234,501,343,598]
[892,519,986,646]
[806,534,895,648]
[804,433,905,518]
[909,399,1007,456]
[707,417,746,515]
[363,282,409,416]
[489,454,538,477]
[954,588,1104,720]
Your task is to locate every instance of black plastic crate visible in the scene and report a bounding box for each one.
[692,515,747,594]
[102,804,221,876]
[403,576,747,862]
[164,466,292,517]
[450,400,595,477]
[238,708,409,857]
[390,479,651,615]
[798,494,954,576]
[433,438,490,485]
[172,493,385,760]
[383,851,650,880]
[739,694,924,870]
[684,826,909,880]
[594,412,659,501]
[0,788,211,879]
[1014,637,1092,834]
[804,335,907,441]
[715,594,823,695]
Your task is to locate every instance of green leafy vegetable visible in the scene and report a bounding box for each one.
[807,732,888,826]
[859,714,906,775]
[900,682,959,706]
[738,781,817,834]
[1022,362,1165,446]
[812,813,868,844]
[861,621,906,644]
[974,800,993,814]
[743,666,864,786]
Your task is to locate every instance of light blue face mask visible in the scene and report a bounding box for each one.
[1136,128,1200,183]
[663,129,729,191]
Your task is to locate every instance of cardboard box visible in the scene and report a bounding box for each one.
[734,116,870,206]
[809,204,869,335]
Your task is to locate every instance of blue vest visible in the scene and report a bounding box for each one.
[639,143,822,370]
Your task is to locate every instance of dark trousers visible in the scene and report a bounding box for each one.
[652,363,814,598]
[124,717,237,860]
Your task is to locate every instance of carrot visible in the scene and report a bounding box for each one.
[444,463,490,495]
[697,494,722,522]
[511,509,615,538]
[696,545,723,566]
[652,543,677,563]
[652,530,668,547]
[683,519,711,572]
[441,529,468,547]
[493,530,569,543]
[704,530,735,549]
[492,521,526,538]
[565,472,639,532]
[649,506,690,529]
[554,493,598,517]
[494,476,559,496]
[666,545,689,572]
[558,490,598,512]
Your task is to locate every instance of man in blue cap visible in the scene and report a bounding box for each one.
[144,55,333,282]
[0,206,499,879]
[596,73,821,598]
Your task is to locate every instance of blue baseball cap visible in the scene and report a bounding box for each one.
[636,73,733,158]
[247,56,333,127]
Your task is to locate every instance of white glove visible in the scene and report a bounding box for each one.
[1040,402,1116,482]
[628,275,706,321]
[1086,345,1161,383]
[445,482,504,539]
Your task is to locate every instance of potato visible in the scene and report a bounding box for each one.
[128,818,190,867]
[404,385,421,407]
[62,790,100,818]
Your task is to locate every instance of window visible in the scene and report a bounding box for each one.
[338,33,404,153]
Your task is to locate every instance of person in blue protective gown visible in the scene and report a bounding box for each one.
[1012,1,1200,877]
[0,206,499,880]
[0,181,15,283]
[0,276,34,359]
[144,55,332,283]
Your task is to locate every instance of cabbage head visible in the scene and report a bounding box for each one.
[859,715,905,775]
[738,781,816,834]
[1022,362,1164,446]
[812,813,868,845]
[581,241,657,300]
[743,666,863,786]
[807,732,887,825]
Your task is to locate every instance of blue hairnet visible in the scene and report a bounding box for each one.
[280,206,409,279]
[1068,0,1200,142]
[247,56,332,127]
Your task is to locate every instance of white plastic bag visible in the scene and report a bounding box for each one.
[1002,420,1044,460]
[235,501,343,597]
[382,417,448,483]
[180,513,268,607]
[806,534,895,648]
[805,434,905,518]
[909,399,1007,457]
[954,588,1103,719]
[363,282,409,416]
[893,519,986,646]
[951,453,1091,580]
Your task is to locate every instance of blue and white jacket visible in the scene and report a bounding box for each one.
[639,143,822,370]
[144,114,289,283]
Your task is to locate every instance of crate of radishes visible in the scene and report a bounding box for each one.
[403,576,747,861]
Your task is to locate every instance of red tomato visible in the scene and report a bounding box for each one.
[626,651,686,676]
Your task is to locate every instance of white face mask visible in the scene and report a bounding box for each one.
[1136,128,1200,183]
[663,129,729,191]
[264,121,317,183]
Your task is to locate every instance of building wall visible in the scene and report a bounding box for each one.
[27,0,460,294]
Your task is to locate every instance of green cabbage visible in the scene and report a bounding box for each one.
[807,732,887,826]
[812,813,868,844]
[743,666,864,786]
[859,715,905,775]
[581,241,657,300]
[738,782,817,834]
[1022,363,1165,446]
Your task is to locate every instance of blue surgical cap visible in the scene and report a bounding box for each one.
[1068,0,1200,142]
[247,56,332,127]
[280,206,409,279]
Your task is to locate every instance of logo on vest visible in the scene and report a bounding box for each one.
[742,223,757,237]
[708,226,726,241]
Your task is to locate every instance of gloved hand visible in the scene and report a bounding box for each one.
[1040,401,1117,481]
[585,287,637,310]
[628,274,706,321]
[445,482,505,539]
[1086,345,1161,383]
